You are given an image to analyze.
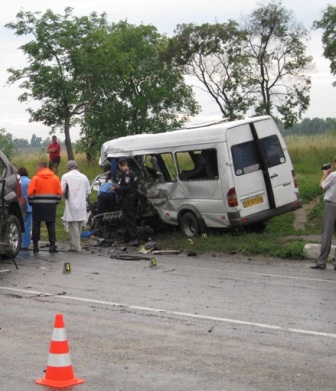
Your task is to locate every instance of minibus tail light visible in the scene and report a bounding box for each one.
[227,187,238,207]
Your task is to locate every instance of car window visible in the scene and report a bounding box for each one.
[0,160,6,177]
[231,141,261,176]
[259,135,286,168]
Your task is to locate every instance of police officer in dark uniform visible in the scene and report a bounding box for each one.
[112,157,139,246]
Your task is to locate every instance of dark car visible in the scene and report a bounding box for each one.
[0,151,26,259]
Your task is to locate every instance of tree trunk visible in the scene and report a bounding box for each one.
[64,115,74,161]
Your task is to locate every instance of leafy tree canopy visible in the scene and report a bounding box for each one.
[313,5,336,86]
[13,138,29,148]
[6,10,199,160]
[0,129,16,159]
[244,1,312,127]
[5,8,111,160]
[167,21,254,121]
[78,21,200,156]
[168,1,313,128]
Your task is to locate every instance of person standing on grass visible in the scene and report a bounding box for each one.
[61,160,91,252]
[311,157,336,270]
[28,161,62,254]
[17,166,32,251]
[46,135,61,174]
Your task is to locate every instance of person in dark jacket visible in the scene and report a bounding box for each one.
[28,162,62,253]
[111,158,139,246]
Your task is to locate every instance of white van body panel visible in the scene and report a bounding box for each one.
[99,116,302,233]
[150,179,228,228]
[253,118,296,207]
[225,124,271,217]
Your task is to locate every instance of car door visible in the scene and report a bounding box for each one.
[252,119,298,208]
[226,123,270,218]
[226,117,298,219]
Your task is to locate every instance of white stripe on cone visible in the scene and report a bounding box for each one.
[47,353,72,367]
[51,328,67,341]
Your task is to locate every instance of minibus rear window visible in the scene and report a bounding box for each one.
[231,141,261,176]
[259,135,286,168]
[231,135,286,176]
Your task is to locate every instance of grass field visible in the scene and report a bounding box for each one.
[12,133,333,259]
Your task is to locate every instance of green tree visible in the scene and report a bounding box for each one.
[5,8,109,160]
[42,138,52,148]
[13,138,30,148]
[0,129,16,159]
[168,22,255,120]
[30,134,42,147]
[78,21,200,156]
[313,5,336,86]
[244,1,312,127]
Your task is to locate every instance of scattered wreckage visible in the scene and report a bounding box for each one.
[87,170,159,244]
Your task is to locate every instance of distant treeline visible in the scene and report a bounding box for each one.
[12,117,336,150]
[13,134,67,149]
[276,117,336,136]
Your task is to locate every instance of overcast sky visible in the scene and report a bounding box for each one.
[0,0,334,141]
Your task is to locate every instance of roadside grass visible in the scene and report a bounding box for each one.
[155,229,308,259]
[13,134,333,258]
[155,213,310,260]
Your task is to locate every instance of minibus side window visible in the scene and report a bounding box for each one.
[231,141,261,176]
[0,161,5,177]
[177,149,218,181]
[259,135,286,168]
[143,153,175,182]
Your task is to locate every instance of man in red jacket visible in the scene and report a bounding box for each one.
[28,162,62,253]
[47,135,61,174]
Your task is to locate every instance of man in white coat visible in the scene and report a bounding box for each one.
[61,160,91,252]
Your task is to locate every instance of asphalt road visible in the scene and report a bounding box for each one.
[0,245,335,391]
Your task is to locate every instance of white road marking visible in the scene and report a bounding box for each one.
[187,266,336,283]
[1,285,336,339]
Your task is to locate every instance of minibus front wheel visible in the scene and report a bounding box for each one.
[180,212,200,237]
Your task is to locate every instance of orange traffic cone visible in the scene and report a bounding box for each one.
[35,313,85,388]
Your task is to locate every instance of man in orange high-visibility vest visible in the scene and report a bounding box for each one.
[28,161,62,254]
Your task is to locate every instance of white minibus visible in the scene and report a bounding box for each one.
[99,115,302,236]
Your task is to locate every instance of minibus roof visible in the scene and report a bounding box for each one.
[99,115,271,165]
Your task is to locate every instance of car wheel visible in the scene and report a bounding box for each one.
[180,212,200,237]
[4,215,22,259]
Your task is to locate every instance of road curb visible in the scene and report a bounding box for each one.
[303,243,336,260]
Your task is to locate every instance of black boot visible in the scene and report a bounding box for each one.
[33,242,39,253]
[49,241,59,254]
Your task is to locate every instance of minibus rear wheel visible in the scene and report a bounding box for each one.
[180,212,200,237]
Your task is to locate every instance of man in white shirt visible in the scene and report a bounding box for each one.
[61,160,91,252]
[311,158,336,270]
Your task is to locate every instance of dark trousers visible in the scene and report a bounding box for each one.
[97,192,117,215]
[32,220,56,244]
[121,196,138,241]
[317,201,336,266]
